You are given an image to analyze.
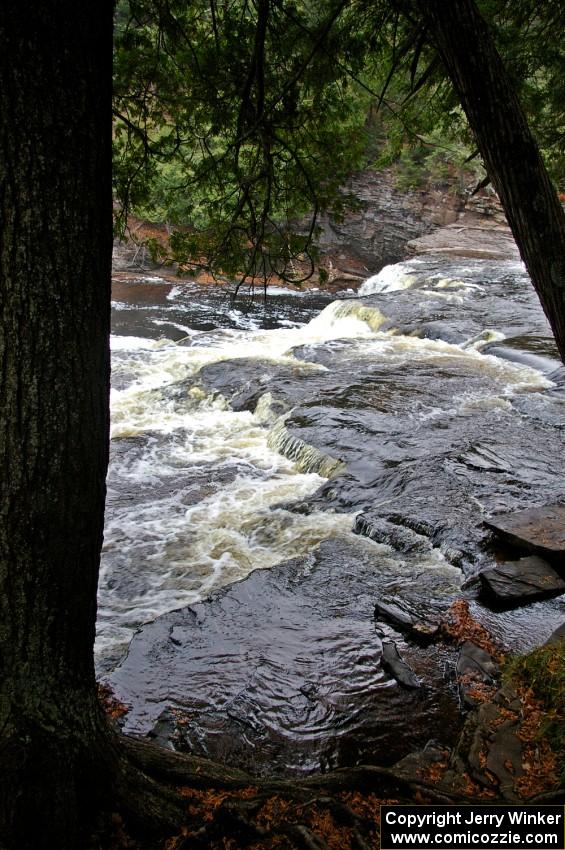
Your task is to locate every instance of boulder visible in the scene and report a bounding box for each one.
[545,622,565,646]
[406,219,519,261]
[392,746,448,784]
[381,641,421,689]
[484,504,565,560]
[479,557,565,604]
[465,702,524,801]
[374,599,442,644]
[456,640,500,709]
[485,721,524,801]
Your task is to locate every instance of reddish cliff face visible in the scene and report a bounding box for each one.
[316,167,466,277]
[316,168,521,287]
[406,190,519,262]
[113,168,515,289]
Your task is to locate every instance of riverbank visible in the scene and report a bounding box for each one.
[97,627,563,849]
[102,189,565,850]
[112,171,514,291]
[104,251,563,797]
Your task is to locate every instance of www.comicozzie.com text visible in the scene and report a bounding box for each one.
[381,806,564,849]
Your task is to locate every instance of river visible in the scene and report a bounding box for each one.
[99,256,565,775]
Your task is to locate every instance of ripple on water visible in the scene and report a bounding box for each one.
[103,259,565,773]
[107,535,462,775]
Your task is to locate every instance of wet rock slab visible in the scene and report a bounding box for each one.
[545,622,565,646]
[197,358,317,413]
[479,557,565,604]
[381,641,421,689]
[406,219,519,262]
[374,599,442,644]
[457,641,499,681]
[107,536,460,776]
[484,503,565,559]
[465,701,524,801]
[456,641,500,709]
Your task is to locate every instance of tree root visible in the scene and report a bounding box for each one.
[112,752,188,834]
[106,732,563,849]
[120,734,253,788]
[120,734,468,799]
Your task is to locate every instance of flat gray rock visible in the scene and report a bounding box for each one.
[457,641,499,682]
[486,721,524,802]
[479,556,565,603]
[374,600,441,644]
[406,216,519,262]
[381,641,421,689]
[457,641,500,709]
[545,622,565,646]
[484,504,565,559]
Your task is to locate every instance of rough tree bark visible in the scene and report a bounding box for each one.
[417,0,565,362]
[0,3,116,847]
[1,0,563,845]
[0,6,199,847]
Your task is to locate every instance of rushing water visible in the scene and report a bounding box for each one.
[101,282,359,664]
[101,259,565,774]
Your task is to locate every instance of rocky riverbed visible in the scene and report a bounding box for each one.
[100,239,564,789]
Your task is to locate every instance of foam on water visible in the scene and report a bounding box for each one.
[110,301,388,437]
[460,329,506,350]
[432,278,484,292]
[151,319,197,335]
[110,335,172,351]
[353,331,552,394]
[99,467,354,656]
[101,273,553,662]
[263,285,314,296]
[99,302,392,659]
[166,284,184,301]
[358,262,418,295]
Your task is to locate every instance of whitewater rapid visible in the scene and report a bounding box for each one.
[97,263,555,666]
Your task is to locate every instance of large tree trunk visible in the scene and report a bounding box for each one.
[0,3,115,847]
[418,0,565,362]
